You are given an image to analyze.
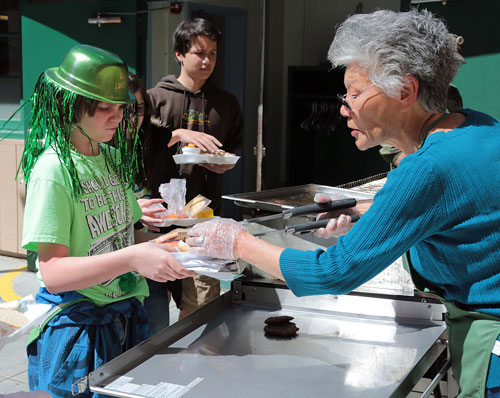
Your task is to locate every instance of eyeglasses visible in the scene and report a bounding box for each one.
[137,103,146,116]
[337,83,376,112]
[129,103,146,118]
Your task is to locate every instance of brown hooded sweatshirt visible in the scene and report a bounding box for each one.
[147,75,244,215]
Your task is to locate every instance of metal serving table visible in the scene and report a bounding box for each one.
[85,183,448,397]
[87,281,446,398]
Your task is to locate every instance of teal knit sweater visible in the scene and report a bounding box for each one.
[280,109,500,317]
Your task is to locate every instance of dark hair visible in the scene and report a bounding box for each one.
[127,72,152,187]
[73,96,99,122]
[128,72,151,118]
[127,72,177,193]
[173,18,222,57]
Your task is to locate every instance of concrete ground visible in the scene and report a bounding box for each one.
[0,254,33,394]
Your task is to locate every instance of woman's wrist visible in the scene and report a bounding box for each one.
[233,230,250,259]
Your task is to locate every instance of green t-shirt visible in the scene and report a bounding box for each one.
[22,146,148,306]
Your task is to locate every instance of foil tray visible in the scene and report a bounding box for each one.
[222,184,374,212]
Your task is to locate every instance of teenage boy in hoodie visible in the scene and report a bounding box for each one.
[147,18,244,320]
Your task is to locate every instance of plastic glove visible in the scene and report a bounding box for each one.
[186,218,246,260]
[313,193,354,239]
[314,214,353,239]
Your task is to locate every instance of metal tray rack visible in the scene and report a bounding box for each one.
[87,281,446,398]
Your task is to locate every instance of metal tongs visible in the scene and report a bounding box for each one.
[249,198,361,237]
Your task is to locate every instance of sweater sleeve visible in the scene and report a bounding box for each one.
[280,156,444,297]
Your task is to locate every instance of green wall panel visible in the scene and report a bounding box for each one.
[401,0,500,120]
[20,0,140,101]
[21,16,80,100]
[453,53,500,120]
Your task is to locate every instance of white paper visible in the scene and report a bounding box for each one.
[104,375,203,398]
[170,252,242,281]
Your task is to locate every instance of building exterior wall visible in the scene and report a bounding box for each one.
[2,0,499,238]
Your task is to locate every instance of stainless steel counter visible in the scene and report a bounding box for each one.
[88,282,446,398]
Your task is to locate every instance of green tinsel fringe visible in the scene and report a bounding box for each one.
[18,72,143,199]
[118,271,138,292]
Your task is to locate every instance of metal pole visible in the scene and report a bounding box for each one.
[420,358,451,398]
[256,0,266,191]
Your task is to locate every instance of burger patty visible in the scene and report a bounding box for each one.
[264,322,299,337]
[264,315,294,325]
[264,315,299,337]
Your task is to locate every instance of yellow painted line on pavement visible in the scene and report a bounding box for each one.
[0,265,27,302]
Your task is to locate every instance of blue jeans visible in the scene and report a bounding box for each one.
[143,279,170,335]
[487,387,500,397]
[28,294,150,398]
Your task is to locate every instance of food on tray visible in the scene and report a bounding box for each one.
[264,315,299,337]
[184,194,211,218]
[152,228,191,252]
[161,214,188,219]
[182,143,235,157]
[182,143,201,155]
[201,149,234,156]
[158,240,190,252]
[197,207,214,218]
[264,322,299,337]
[153,228,188,243]
[0,308,29,328]
[178,240,190,252]
[264,315,294,325]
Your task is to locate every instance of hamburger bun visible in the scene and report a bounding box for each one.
[184,195,210,218]
[158,240,190,252]
[153,228,188,244]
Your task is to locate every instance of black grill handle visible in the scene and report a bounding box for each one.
[286,214,361,235]
[282,198,357,219]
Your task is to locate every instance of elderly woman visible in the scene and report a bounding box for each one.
[183,9,500,397]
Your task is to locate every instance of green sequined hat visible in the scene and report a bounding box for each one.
[18,44,141,197]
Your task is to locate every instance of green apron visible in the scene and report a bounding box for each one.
[404,254,500,397]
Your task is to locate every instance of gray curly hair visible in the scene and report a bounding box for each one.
[328,9,463,113]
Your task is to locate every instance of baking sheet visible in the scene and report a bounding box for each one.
[173,154,240,165]
[222,184,374,212]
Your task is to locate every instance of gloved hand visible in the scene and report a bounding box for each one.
[186,218,246,259]
[313,193,354,239]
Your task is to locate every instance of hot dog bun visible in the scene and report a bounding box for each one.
[0,308,29,328]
